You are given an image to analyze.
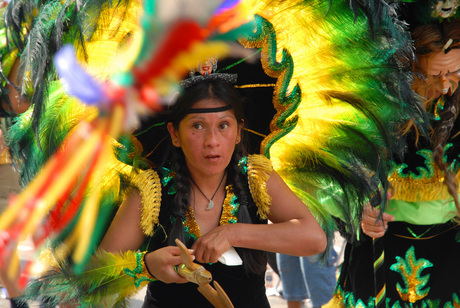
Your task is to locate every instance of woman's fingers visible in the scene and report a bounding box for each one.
[361,203,394,238]
[192,226,232,264]
[145,247,189,284]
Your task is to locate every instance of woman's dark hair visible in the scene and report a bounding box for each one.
[165,79,266,274]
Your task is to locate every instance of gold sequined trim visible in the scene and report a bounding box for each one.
[247,154,273,219]
[219,185,238,225]
[140,251,157,281]
[123,251,157,288]
[390,247,432,303]
[388,165,460,202]
[184,186,237,239]
[184,207,201,238]
[131,170,162,236]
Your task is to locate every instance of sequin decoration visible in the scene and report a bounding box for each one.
[160,166,177,195]
[123,251,157,287]
[335,260,460,307]
[388,146,460,202]
[184,207,201,240]
[390,246,433,303]
[238,156,248,174]
[219,185,239,225]
[183,185,239,240]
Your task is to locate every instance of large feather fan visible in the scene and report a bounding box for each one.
[239,0,426,243]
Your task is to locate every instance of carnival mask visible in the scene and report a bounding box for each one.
[431,0,459,18]
[413,49,460,101]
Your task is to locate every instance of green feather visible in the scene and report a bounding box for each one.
[242,0,428,244]
[24,250,148,307]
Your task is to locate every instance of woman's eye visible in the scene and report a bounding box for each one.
[220,122,230,129]
[193,123,204,130]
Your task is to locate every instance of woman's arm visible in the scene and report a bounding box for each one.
[193,171,327,263]
[98,190,146,252]
[99,189,188,283]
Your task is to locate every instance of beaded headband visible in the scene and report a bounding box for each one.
[180,73,237,88]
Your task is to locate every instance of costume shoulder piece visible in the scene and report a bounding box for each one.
[131,169,162,236]
[242,154,273,219]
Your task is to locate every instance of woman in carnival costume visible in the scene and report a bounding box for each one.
[335,1,460,307]
[21,71,327,308]
[101,76,326,307]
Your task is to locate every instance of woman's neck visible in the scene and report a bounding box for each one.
[190,170,226,204]
[190,172,226,189]
[189,181,227,235]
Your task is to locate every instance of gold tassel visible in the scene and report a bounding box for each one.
[247,154,273,219]
[388,166,458,202]
[131,170,162,236]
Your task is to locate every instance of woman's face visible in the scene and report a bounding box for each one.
[413,49,460,101]
[168,99,243,179]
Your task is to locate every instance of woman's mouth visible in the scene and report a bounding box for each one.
[206,154,221,162]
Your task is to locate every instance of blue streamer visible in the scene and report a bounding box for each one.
[54,45,107,105]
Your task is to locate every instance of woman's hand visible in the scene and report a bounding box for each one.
[192,224,234,264]
[144,246,190,284]
[361,203,394,238]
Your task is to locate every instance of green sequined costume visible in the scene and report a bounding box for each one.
[335,8,460,307]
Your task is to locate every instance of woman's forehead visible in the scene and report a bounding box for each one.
[181,99,236,121]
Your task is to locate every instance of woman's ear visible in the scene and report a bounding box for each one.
[236,120,244,144]
[167,122,181,147]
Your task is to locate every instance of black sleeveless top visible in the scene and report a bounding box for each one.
[140,156,270,307]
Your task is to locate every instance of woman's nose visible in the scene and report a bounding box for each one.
[204,129,219,147]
